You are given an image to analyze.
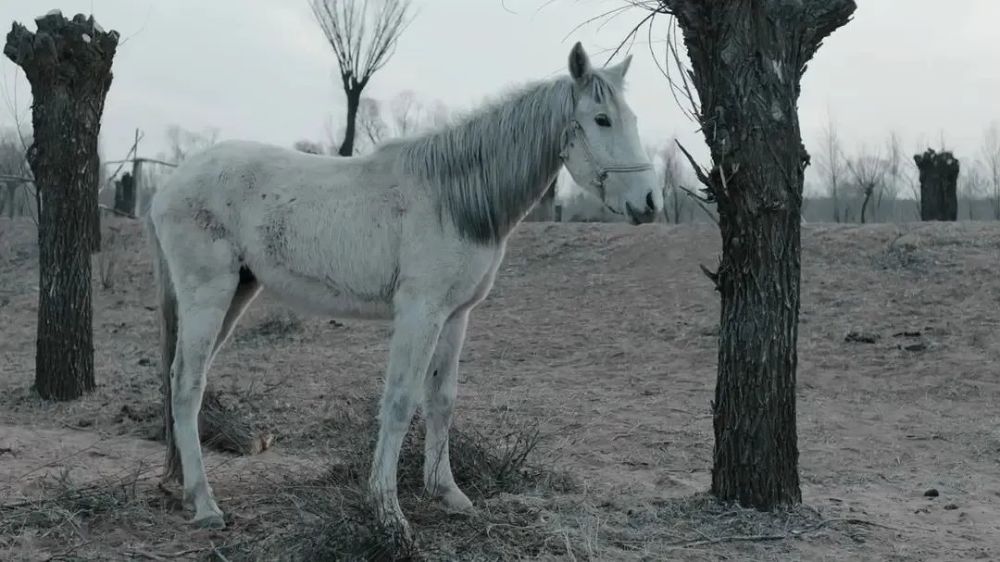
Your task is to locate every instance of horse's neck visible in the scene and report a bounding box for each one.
[398,78,573,243]
[490,107,568,227]
[507,149,563,219]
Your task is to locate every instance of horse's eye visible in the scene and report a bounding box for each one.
[595,114,611,127]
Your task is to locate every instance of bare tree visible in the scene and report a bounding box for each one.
[816,115,845,222]
[960,162,986,220]
[982,122,1000,219]
[123,125,214,216]
[0,128,33,218]
[353,91,449,154]
[4,11,119,400]
[846,147,886,224]
[882,131,904,222]
[425,99,451,129]
[166,125,219,163]
[310,0,414,157]
[358,97,389,150]
[646,0,856,510]
[389,90,422,137]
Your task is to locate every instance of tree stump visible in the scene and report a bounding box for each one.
[113,171,136,217]
[4,11,119,400]
[914,149,959,221]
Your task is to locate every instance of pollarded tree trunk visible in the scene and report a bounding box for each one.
[114,171,136,217]
[914,149,959,221]
[665,0,856,509]
[4,12,119,400]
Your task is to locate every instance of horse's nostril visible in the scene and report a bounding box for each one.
[646,191,655,211]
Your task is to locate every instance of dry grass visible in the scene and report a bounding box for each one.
[0,459,877,561]
[0,394,581,561]
[597,493,881,556]
[0,464,162,559]
[213,394,578,561]
[0,393,877,561]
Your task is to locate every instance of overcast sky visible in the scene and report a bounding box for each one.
[3,0,999,194]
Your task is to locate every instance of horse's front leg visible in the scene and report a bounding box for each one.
[369,300,447,545]
[423,310,474,513]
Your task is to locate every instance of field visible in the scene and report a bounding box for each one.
[1,216,999,561]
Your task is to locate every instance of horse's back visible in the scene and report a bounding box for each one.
[149,139,417,320]
[155,140,326,200]
[150,140,396,226]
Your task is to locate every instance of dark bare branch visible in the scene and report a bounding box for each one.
[699,262,720,289]
[674,139,711,189]
[310,0,413,92]
[679,185,719,226]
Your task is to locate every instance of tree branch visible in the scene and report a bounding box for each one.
[679,185,719,226]
[675,139,711,190]
[801,0,858,62]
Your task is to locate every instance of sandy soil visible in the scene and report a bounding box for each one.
[1,215,999,561]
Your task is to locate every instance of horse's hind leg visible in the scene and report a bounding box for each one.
[161,231,241,529]
[208,267,261,366]
[422,310,474,513]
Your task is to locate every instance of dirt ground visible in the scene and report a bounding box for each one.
[1,215,999,561]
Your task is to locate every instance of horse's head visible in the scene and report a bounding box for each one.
[560,42,661,225]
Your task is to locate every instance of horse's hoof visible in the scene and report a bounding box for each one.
[191,513,226,530]
[377,516,415,550]
[439,488,474,514]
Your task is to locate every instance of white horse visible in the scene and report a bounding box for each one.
[147,42,660,541]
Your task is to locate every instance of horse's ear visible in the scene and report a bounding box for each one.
[568,41,592,84]
[606,54,632,84]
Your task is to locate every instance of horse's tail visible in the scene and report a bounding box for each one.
[147,213,182,483]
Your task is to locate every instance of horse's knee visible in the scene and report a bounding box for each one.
[172,375,204,420]
[425,392,455,423]
[381,391,417,430]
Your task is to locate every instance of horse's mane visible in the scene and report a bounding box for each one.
[382,70,621,244]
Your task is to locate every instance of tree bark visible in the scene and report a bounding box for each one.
[914,149,959,221]
[665,0,855,510]
[4,12,119,400]
[339,88,362,157]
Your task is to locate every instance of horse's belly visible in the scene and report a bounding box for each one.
[273,290,392,320]
[252,268,394,321]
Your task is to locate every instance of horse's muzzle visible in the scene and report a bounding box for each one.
[625,200,657,225]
